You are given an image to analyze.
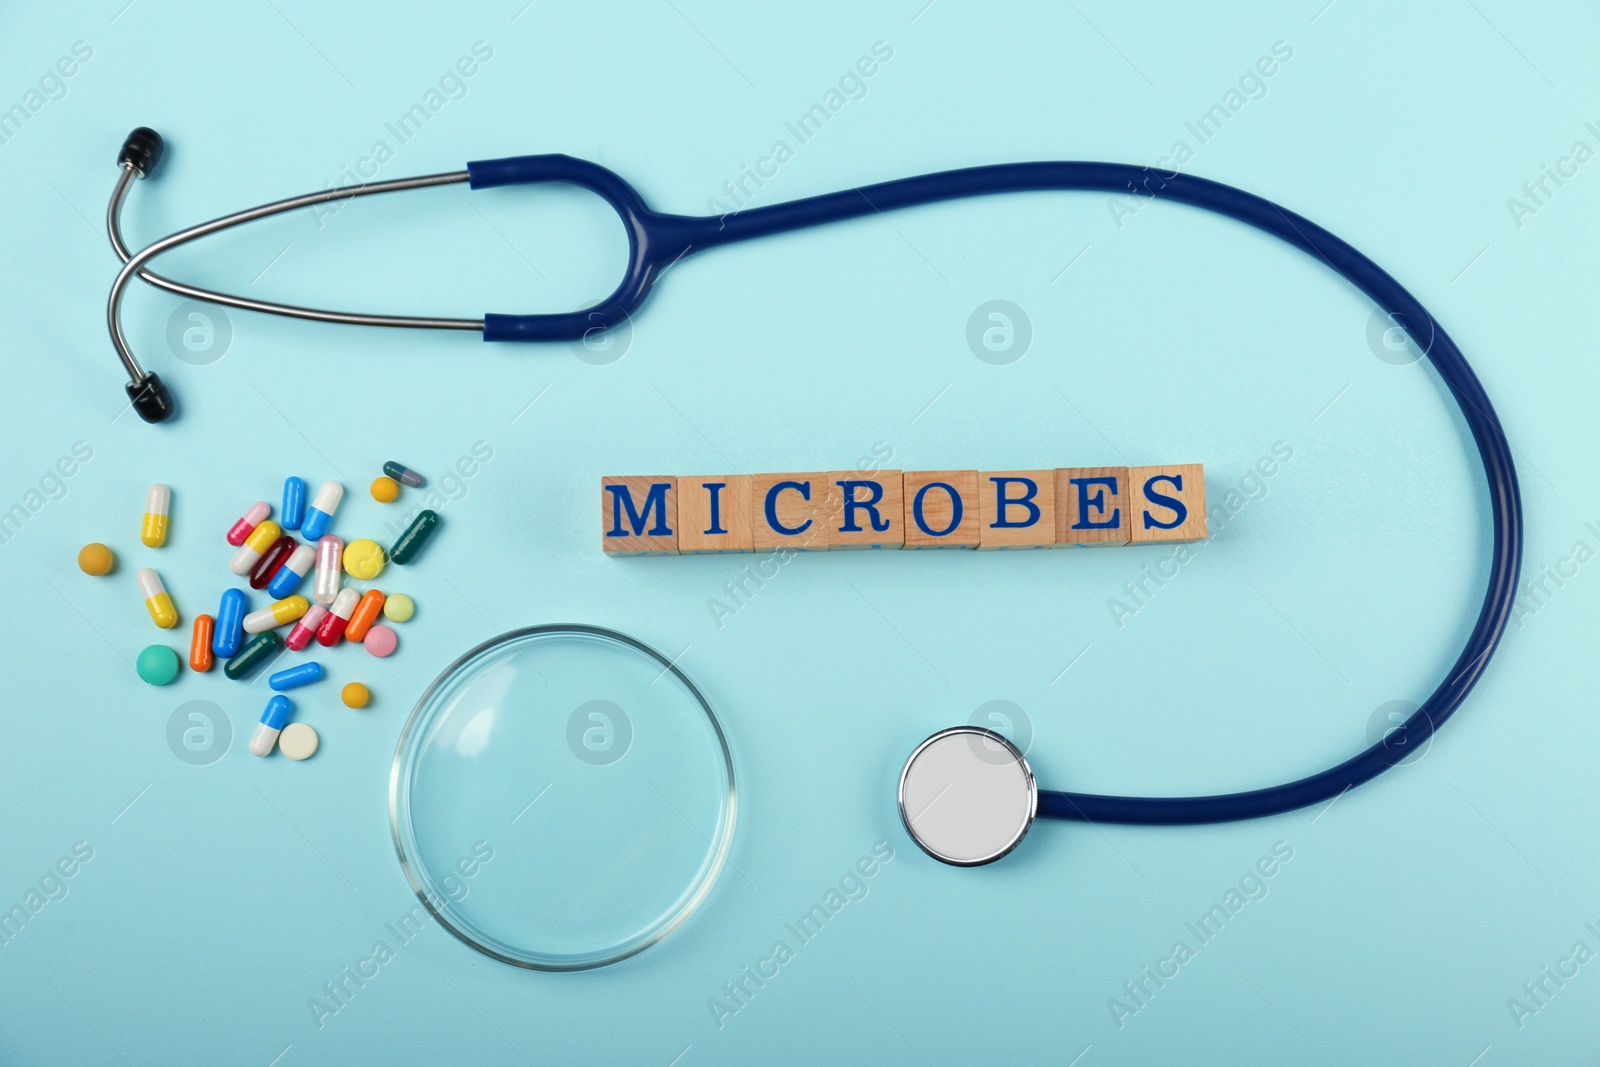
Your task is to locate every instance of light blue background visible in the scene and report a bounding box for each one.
[1,1,1596,1063]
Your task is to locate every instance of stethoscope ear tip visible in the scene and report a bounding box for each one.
[126,372,175,424]
[118,127,164,178]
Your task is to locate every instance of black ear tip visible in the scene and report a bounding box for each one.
[127,373,175,423]
[119,127,164,177]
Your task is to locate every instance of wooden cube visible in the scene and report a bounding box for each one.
[601,476,679,556]
[678,475,753,554]
[1055,466,1131,547]
[978,471,1056,550]
[829,470,903,549]
[1128,464,1207,544]
[901,471,980,549]
[752,473,830,552]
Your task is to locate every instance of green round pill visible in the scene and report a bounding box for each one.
[136,644,181,686]
[383,593,414,623]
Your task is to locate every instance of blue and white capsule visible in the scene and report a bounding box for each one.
[268,661,324,692]
[267,542,316,598]
[281,477,307,531]
[213,588,249,658]
[251,695,294,756]
[300,481,344,541]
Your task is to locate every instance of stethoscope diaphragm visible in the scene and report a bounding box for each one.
[899,727,1037,867]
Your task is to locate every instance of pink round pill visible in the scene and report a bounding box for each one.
[363,624,398,658]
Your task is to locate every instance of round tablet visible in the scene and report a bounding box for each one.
[382,593,414,623]
[343,539,386,580]
[898,727,1037,866]
[78,542,114,576]
[136,644,181,685]
[279,722,319,760]
[364,625,397,658]
[370,476,399,503]
[342,682,370,708]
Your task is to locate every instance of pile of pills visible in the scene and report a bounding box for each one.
[81,461,440,761]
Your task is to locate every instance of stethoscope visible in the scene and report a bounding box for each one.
[105,127,1522,867]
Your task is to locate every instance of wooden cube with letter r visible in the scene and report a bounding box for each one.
[601,476,679,555]
[829,470,903,549]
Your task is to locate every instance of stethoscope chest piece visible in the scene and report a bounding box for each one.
[899,727,1037,867]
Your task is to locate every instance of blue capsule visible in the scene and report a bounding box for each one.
[281,477,306,531]
[268,661,325,692]
[251,695,294,757]
[267,543,316,599]
[213,588,249,658]
[301,481,343,541]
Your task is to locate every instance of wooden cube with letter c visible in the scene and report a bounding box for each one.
[752,473,831,551]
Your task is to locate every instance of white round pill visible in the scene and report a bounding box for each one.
[279,722,319,761]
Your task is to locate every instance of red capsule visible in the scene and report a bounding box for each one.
[228,501,271,546]
[248,535,298,590]
[316,588,359,646]
[286,603,327,651]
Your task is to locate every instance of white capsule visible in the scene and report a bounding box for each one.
[267,543,316,598]
[327,587,360,621]
[141,483,171,547]
[301,481,344,540]
[313,535,344,605]
[230,520,283,576]
[250,695,293,757]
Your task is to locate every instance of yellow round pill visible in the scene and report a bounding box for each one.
[370,476,400,503]
[383,593,414,623]
[342,682,370,709]
[343,538,386,580]
[77,542,115,576]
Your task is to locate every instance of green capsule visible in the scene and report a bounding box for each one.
[390,509,439,565]
[224,630,282,680]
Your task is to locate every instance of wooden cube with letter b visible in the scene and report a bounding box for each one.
[978,470,1056,549]
[1128,463,1207,543]
[601,476,679,555]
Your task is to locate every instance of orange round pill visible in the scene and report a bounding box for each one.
[78,542,114,576]
[342,682,369,709]
[370,476,399,503]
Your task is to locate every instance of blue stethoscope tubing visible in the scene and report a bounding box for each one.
[492,156,1524,826]
[109,140,1522,827]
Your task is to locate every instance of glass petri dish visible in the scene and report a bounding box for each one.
[390,625,736,970]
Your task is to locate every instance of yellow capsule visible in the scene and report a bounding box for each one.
[141,483,170,547]
[231,520,284,576]
[244,520,280,555]
[136,567,178,629]
[243,595,310,634]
